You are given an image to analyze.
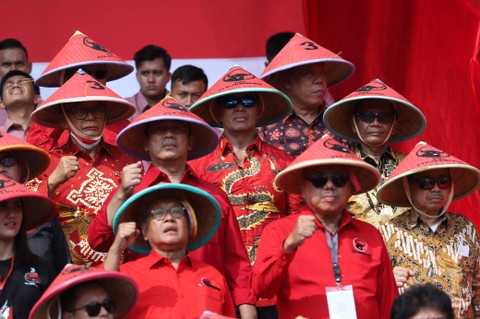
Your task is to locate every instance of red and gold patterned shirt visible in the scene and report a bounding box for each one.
[29,138,135,266]
[381,210,480,319]
[189,135,304,264]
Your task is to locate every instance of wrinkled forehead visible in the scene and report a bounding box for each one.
[354,99,395,113]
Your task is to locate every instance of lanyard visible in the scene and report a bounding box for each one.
[0,256,14,293]
[325,232,342,287]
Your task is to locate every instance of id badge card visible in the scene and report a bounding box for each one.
[326,285,357,319]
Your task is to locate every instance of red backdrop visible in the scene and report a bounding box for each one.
[1,0,479,226]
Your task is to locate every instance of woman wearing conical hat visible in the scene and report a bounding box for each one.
[0,176,56,319]
[324,78,427,228]
[28,70,136,267]
[377,141,480,319]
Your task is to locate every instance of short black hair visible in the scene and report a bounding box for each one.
[0,70,39,99]
[0,38,29,60]
[266,32,295,62]
[133,45,171,71]
[171,65,208,90]
[390,284,454,319]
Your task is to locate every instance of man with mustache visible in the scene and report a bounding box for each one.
[377,141,480,318]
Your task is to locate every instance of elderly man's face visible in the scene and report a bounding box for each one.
[142,198,190,252]
[283,62,327,110]
[64,101,106,138]
[301,165,352,216]
[353,100,396,146]
[409,168,451,216]
[63,282,114,319]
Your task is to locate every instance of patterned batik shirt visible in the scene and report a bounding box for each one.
[348,146,409,228]
[189,135,304,264]
[28,138,135,266]
[258,111,329,157]
[381,210,480,318]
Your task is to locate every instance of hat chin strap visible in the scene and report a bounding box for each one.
[61,105,104,150]
[402,177,454,221]
[352,116,395,148]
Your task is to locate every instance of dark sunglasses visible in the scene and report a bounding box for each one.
[412,176,452,190]
[309,173,349,188]
[355,111,395,124]
[66,105,106,120]
[222,96,257,109]
[0,156,17,168]
[72,299,116,317]
[146,206,186,221]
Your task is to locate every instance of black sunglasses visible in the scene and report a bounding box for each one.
[0,156,17,168]
[309,173,349,188]
[412,176,452,190]
[72,299,116,317]
[222,96,257,109]
[66,105,106,120]
[355,111,395,124]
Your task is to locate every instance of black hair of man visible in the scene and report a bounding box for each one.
[0,70,40,99]
[266,32,295,63]
[390,283,454,319]
[0,38,29,60]
[133,45,171,71]
[170,65,208,90]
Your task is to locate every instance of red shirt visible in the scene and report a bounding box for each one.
[119,251,235,319]
[29,137,135,266]
[251,209,398,319]
[189,135,304,263]
[88,165,255,306]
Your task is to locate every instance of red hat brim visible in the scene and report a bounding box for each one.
[29,264,138,319]
[36,31,133,87]
[377,141,480,206]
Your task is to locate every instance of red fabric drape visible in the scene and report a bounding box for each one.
[304,0,480,227]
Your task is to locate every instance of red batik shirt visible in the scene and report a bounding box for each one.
[189,135,304,264]
[28,137,135,266]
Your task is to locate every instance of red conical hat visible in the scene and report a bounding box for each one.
[275,135,380,195]
[29,264,138,319]
[0,131,50,181]
[117,96,219,160]
[31,71,135,128]
[261,33,355,88]
[0,175,56,230]
[36,31,133,87]
[377,141,480,207]
[324,78,426,143]
[189,65,292,127]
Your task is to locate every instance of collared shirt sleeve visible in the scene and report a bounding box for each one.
[251,219,296,298]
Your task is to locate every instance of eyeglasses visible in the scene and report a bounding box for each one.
[222,96,257,109]
[309,173,349,188]
[412,176,452,190]
[0,156,17,168]
[71,299,116,317]
[66,105,106,120]
[355,111,395,124]
[147,206,186,220]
